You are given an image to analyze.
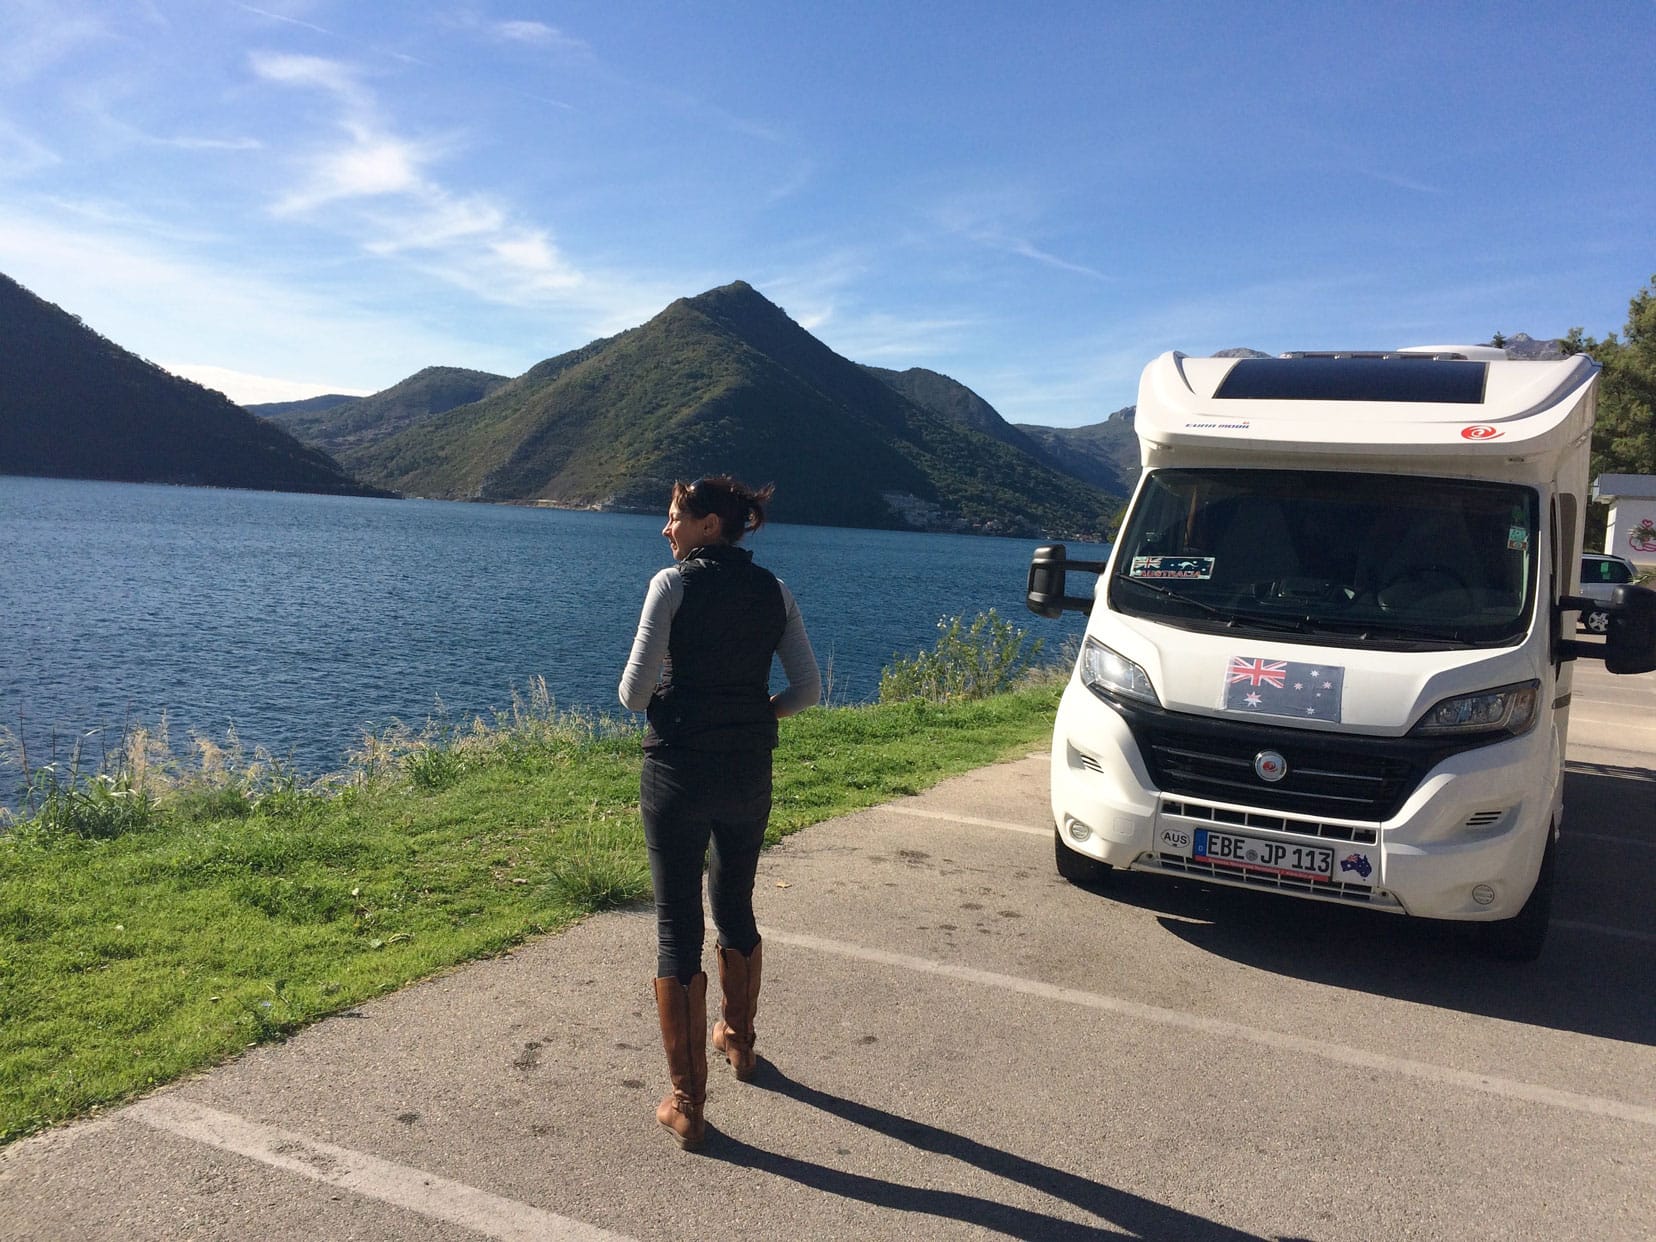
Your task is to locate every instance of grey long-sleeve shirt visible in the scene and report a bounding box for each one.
[618,565,822,717]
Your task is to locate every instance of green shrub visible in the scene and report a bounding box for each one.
[541,823,650,911]
[877,609,1045,704]
[16,765,158,840]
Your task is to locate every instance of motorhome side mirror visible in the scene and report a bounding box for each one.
[1027,544,1070,618]
[1604,584,1656,676]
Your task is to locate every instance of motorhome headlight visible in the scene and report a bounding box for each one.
[1079,637,1160,707]
[1410,680,1540,737]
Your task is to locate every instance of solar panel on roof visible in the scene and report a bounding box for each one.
[1214,357,1488,404]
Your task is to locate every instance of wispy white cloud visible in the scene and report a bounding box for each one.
[0,116,60,174]
[251,54,440,213]
[763,161,815,207]
[436,11,591,57]
[162,362,372,406]
[930,191,1108,281]
[234,4,332,38]
[0,3,107,86]
[0,202,480,395]
[1351,165,1444,195]
[245,48,682,339]
[815,310,984,363]
[250,50,370,109]
[758,253,981,363]
[60,77,265,154]
[274,124,432,212]
[147,133,263,152]
[490,19,590,55]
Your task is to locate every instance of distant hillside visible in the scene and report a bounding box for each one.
[1016,407,1140,497]
[251,366,510,456]
[344,282,1116,537]
[0,273,386,496]
[1498,333,1567,361]
[862,364,1072,468]
[245,392,361,421]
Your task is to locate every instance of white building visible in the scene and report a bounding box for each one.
[1593,473,1656,570]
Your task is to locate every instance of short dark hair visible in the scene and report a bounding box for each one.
[671,475,776,544]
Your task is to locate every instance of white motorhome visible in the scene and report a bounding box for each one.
[1026,349,1656,960]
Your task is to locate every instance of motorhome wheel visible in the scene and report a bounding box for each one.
[1053,828,1110,886]
[1481,830,1556,963]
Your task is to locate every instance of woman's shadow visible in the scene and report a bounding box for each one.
[699,1062,1284,1241]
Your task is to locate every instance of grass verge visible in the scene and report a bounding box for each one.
[0,685,1058,1145]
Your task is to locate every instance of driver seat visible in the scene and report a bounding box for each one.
[1368,511,1480,610]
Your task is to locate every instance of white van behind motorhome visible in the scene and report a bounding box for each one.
[1026,349,1656,960]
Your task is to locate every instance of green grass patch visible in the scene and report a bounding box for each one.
[0,684,1059,1145]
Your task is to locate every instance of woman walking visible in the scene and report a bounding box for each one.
[618,475,821,1149]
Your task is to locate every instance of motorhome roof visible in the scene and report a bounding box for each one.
[1134,350,1599,480]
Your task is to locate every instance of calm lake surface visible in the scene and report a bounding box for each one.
[1,476,1096,781]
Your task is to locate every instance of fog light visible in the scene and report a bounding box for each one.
[1066,817,1092,843]
[1472,884,1496,906]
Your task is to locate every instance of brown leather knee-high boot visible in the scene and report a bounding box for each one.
[712,940,761,1081]
[653,973,707,1149]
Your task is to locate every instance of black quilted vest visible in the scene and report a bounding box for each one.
[645,544,786,752]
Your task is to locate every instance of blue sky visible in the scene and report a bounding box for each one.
[1,1,1652,424]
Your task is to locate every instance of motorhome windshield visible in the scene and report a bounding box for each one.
[1111,470,1539,647]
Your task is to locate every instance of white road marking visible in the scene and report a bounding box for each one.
[127,1098,633,1242]
[761,927,1656,1130]
[884,804,1051,836]
[1555,920,1656,945]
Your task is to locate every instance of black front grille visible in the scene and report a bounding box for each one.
[1109,698,1486,821]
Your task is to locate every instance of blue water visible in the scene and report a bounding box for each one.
[1,476,1096,781]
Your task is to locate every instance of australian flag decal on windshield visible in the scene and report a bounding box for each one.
[1223,656,1345,723]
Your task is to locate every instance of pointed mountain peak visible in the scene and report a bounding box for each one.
[675,280,800,338]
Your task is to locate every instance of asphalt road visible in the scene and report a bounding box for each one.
[2,658,1652,1241]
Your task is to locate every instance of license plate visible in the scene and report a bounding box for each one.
[1193,828,1334,882]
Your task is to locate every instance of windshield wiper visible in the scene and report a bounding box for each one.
[1117,576,1229,619]
[1221,609,1312,635]
[1119,578,1310,633]
[1302,616,1469,645]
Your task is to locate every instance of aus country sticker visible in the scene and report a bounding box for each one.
[1130,555,1215,580]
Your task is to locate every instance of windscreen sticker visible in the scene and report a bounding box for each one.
[1223,656,1345,723]
[1130,555,1215,580]
[1507,525,1529,551]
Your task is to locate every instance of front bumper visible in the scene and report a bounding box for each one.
[1049,680,1555,921]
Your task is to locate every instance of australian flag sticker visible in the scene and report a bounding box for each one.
[1224,655,1345,723]
[1340,853,1373,880]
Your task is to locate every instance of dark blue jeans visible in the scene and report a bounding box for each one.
[640,748,772,983]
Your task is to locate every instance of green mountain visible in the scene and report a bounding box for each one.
[344,282,1116,537]
[250,366,510,456]
[0,273,386,496]
[863,365,1055,461]
[1015,408,1140,498]
[244,392,361,421]
[861,364,1131,498]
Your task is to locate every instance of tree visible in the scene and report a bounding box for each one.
[1567,276,1656,481]
[1491,331,1507,348]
